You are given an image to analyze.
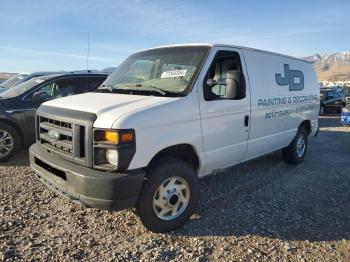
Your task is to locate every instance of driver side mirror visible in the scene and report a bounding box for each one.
[32,91,51,103]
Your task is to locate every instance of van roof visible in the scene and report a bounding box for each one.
[141,43,311,64]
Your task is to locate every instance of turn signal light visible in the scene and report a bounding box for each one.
[104,131,119,144]
[121,132,133,143]
[94,129,135,144]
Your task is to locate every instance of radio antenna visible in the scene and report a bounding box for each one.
[86,32,90,71]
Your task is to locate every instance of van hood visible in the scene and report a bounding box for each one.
[42,92,179,128]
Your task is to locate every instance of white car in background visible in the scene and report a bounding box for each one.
[0,71,65,92]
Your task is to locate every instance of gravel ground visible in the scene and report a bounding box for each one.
[1,116,349,261]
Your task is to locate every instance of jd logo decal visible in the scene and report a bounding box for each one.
[275,64,304,91]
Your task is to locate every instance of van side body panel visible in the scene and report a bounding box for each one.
[242,50,319,160]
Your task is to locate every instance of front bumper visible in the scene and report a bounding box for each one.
[29,143,145,211]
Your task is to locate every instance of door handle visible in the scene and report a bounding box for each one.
[244,115,249,127]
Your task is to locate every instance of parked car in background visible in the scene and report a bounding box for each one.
[341,86,350,104]
[0,72,108,161]
[0,73,29,92]
[319,88,346,115]
[0,71,65,93]
[341,103,350,126]
[327,85,350,104]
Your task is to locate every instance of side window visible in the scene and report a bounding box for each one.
[52,79,76,98]
[27,82,55,100]
[73,76,106,93]
[204,51,242,100]
[27,78,77,100]
[73,77,89,93]
[327,90,335,99]
[87,76,107,91]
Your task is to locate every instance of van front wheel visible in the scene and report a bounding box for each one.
[282,127,308,165]
[137,157,199,233]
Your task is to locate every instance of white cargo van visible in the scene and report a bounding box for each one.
[29,44,319,232]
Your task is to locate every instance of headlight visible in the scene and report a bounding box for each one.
[93,129,136,171]
[106,149,118,166]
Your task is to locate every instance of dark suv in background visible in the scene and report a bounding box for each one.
[319,88,346,115]
[0,72,108,161]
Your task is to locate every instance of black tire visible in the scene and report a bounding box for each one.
[0,123,20,162]
[319,105,326,116]
[137,157,199,233]
[337,104,344,114]
[282,127,308,165]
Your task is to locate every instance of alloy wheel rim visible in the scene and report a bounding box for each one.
[152,176,190,221]
[0,130,14,158]
[296,134,306,158]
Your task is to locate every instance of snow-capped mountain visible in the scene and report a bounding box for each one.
[304,52,350,65]
[303,52,350,81]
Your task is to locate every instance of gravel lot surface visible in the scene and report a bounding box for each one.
[1,116,349,261]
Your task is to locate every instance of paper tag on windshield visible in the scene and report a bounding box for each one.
[161,69,187,78]
[35,79,45,84]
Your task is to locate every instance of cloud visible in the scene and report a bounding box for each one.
[0,46,114,62]
[1,0,349,71]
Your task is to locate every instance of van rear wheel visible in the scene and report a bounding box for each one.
[137,157,199,233]
[282,127,308,165]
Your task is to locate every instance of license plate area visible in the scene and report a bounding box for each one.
[34,157,67,181]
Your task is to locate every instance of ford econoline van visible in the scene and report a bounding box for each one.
[29,44,319,232]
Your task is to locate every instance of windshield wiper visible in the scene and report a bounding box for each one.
[124,84,170,96]
[99,83,182,97]
[98,84,115,92]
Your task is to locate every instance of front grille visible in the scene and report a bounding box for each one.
[37,116,86,164]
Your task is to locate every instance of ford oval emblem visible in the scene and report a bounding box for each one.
[48,129,60,141]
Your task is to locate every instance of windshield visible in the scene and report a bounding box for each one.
[343,87,350,96]
[320,90,327,98]
[100,46,210,96]
[0,74,29,89]
[0,77,44,98]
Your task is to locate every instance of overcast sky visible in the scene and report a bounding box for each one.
[1,0,349,72]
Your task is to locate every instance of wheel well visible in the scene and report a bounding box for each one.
[149,144,200,171]
[300,120,311,134]
[0,119,23,145]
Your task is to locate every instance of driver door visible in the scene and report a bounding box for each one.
[198,47,250,174]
